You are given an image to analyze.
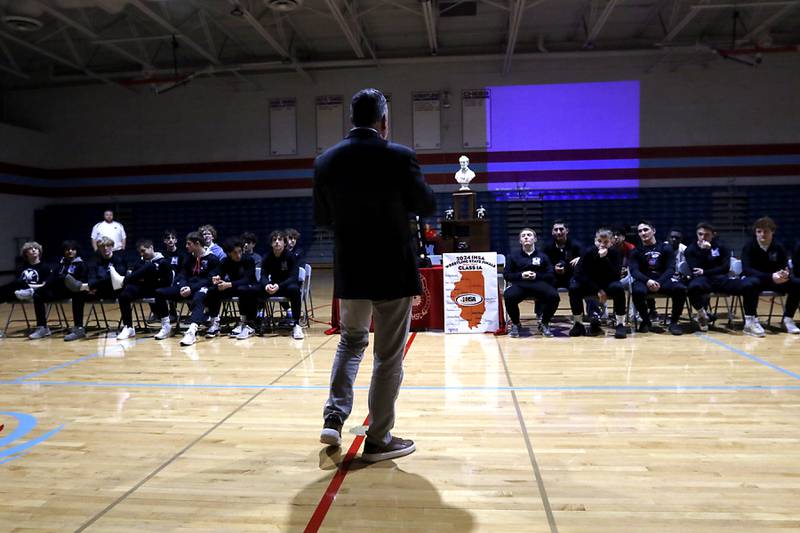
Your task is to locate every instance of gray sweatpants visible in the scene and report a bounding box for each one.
[323,297,413,446]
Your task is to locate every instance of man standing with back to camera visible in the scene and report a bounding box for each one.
[313,88,436,462]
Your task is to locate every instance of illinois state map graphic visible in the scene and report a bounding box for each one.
[449,270,486,329]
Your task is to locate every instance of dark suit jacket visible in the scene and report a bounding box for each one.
[313,128,436,300]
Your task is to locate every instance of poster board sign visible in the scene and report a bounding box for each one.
[316,95,344,153]
[412,91,441,150]
[462,89,491,148]
[443,252,499,333]
[269,98,297,156]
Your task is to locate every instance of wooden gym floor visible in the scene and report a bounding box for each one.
[0,269,799,532]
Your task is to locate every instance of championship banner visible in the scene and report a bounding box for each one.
[443,252,499,334]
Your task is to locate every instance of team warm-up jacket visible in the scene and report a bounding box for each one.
[629,242,676,285]
[162,248,187,274]
[574,247,623,292]
[174,251,220,292]
[217,256,257,287]
[542,239,582,271]
[741,238,790,283]
[260,251,299,289]
[126,252,173,289]
[88,252,128,290]
[46,257,88,284]
[503,248,556,286]
[684,239,731,278]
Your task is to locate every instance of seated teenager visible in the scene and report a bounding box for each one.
[155,231,220,346]
[240,232,263,267]
[205,238,259,340]
[260,230,304,340]
[629,220,687,335]
[84,236,127,296]
[568,228,627,339]
[684,222,742,332]
[199,224,225,260]
[160,229,186,323]
[1,241,51,303]
[739,216,800,337]
[29,240,89,341]
[502,228,559,338]
[542,219,582,290]
[116,239,173,340]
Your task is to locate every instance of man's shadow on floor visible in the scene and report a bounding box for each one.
[287,446,475,532]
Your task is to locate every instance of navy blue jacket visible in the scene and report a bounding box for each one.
[503,248,555,286]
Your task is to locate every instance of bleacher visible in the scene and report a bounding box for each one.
[30,184,800,265]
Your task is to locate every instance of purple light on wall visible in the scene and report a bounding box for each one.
[486,81,640,191]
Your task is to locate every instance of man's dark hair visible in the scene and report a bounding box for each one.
[185,231,204,245]
[696,221,715,233]
[637,220,654,229]
[162,229,177,240]
[223,237,244,254]
[269,230,287,244]
[552,219,569,229]
[61,240,79,252]
[753,216,777,232]
[668,227,682,236]
[285,228,300,240]
[240,232,258,245]
[136,238,154,249]
[350,88,387,127]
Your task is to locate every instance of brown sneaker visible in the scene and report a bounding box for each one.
[361,436,416,463]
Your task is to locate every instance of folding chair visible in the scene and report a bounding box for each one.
[2,301,33,336]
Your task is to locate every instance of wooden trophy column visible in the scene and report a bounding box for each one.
[441,191,490,252]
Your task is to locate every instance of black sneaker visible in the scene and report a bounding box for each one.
[649,323,666,334]
[614,324,627,339]
[636,320,650,334]
[568,322,585,337]
[361,436,416,463]
[320,417,343,447]
[589,317,603,336]
[668,322,683,336]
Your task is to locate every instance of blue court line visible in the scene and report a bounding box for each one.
[12,337,153,383]
[697,334,800,381]
[5,379,800,392]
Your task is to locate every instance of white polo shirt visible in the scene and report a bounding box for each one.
[91,220,127,251]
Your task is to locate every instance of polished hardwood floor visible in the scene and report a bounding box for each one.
[1,270,799,532]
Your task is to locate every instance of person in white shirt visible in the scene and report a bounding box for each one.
[91,210,126,252]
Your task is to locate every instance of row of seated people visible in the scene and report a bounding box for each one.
[503,216,800,339]
[0,228,306,344]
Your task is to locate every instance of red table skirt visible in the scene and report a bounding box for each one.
[327,267,444,334]
[326,267,506,334]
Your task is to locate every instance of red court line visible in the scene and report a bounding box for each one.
[304,331,418,533]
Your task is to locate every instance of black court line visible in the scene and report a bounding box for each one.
[496,337,558,533]
[74,335,335,532]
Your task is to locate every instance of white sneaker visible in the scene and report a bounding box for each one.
[783,317,800,334]
[236,324,255,340]
[15,288,34,301]
[292,324,304,340]
[205,319,220,338]
[230,322,244,336]
[180,329,197,346]
[116,326,135,340]
[744,319,766,338]
[154,322,172,340]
